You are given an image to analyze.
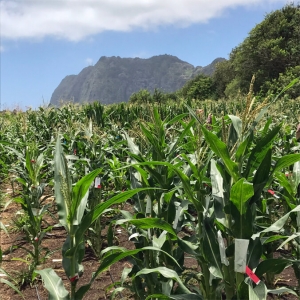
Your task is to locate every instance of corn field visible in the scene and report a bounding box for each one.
[1,82,300,299]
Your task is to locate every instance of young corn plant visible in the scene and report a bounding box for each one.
[9,149,53,281]
[110,110,203,298]
[36,136,153,300]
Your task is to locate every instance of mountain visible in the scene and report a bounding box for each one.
[50,55,225,105]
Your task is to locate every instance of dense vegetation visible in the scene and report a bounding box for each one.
[1,78,300,299]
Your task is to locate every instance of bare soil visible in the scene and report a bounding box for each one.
[0,185,299,300]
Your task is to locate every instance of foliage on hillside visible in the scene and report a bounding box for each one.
[213,3,300,99]
[144,3,300,103]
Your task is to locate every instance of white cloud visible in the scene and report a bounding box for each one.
[0,0,289,41]
[85,57,94,66]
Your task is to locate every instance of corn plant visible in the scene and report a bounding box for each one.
[267,159,300,295]
[5,148,54,281]
[174,80,300,299]
[36,136,153,300]
[107,110,203,298]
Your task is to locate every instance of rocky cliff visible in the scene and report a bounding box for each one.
[50,55,225,105]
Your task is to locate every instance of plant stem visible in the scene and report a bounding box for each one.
[69,224,76,300]
[197,210,212,298]
[223,257,235,300]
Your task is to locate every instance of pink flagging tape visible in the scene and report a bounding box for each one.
[69,273,79,282]
[245,266,260,284]
[267,189,280,199]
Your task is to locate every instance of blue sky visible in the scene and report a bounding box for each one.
[0,0,290,110]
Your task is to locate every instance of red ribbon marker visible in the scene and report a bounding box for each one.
[245,266,260,284]
[69,274,79,282]
[267,189,280,199]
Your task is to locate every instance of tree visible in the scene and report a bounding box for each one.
[212,60,235,98]
[264,66,300,99]
[179,74,215,100]
[224,3,300,95]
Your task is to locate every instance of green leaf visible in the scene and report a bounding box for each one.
[230,178,254,215]
[244,124,281,178]
[231,202,254,239]
[247,237,262,270]
[116,218,177,238]
[75,188,158,248]
[251,148,272,204]
[25,150,34,182]
[255,258,292,277]
[185,103,203,124]
[0,278,25,299]
[146,294,171,300]
[235,132,253,163]
[253,205,300,239]
[201,126,239,182]
[71,168,101,225]
[146,294,203,300]
[169,295,203,300]
[268,287,298,297]
[263,235,288,244]
[267,154,300,186]
[54,136,72,231]
[249,281,267,300]
[177,237,198,256]
[129,160,202,211]
[228,115,242,138]
[35,268,70,300]
[273,154,300,173]
[135,267,192,294]
[276,172,294,196]
[168,119,195,159]
[276,233,300,250]
[203,218,223,278]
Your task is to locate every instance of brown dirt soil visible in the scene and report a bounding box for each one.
[0,184,299,300]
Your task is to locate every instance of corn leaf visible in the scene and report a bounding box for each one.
[201,126,239,182]
[35,268,69,300]
[267,153,300,186]
[54,136,72,231]
[71,168,101,225]
[244,124,281,179]
[203,218,223,279]
[255,258,292,277]
[75,188,156,246]
[230,178,254,215]
[135,267,192,294]
[115,218,177,238]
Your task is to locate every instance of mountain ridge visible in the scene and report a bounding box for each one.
[50,55,225,105]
